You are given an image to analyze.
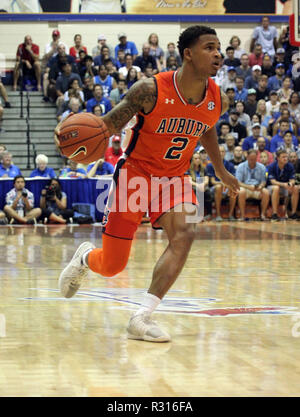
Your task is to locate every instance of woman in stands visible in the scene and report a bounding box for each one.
[69,34,87,63]
[148,33,165,71]
[187,152,212,221]
[125,67,138,89]
[229,35,246,60]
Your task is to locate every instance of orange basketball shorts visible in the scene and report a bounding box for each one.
[102,157,197,240]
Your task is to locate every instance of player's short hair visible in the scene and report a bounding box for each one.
[177,25,217,60]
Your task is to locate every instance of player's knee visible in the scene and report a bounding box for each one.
[171,223,196,248]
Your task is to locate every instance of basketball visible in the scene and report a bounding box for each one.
[57,113,110,164]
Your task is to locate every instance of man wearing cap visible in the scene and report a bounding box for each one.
[273,48,288,71]
[248,44,264,68]
[242,123,270,156]
[221,66,237,92]
[245,65,261,90]
[244,89,257,118]
[250,16,278,59]
[114,33,138,61]
[104,135,123,167]
[44,30,69,62]
[271,99,290,122]
[267,64,285,91]
[224,46,240,68]
[92,34,113,58]
[266,90,280,116]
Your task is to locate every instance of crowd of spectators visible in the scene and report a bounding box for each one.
[1,17,300,224]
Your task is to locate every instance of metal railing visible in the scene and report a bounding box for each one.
[18,69,36,170]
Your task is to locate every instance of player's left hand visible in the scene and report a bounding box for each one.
[217,170,240,197]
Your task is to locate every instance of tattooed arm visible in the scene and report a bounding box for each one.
[102,77,157,135]
[54,77,157,149]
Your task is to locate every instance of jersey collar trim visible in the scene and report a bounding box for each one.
[173,70,209,108]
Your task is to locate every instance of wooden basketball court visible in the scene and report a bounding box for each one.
[0,221,299,397]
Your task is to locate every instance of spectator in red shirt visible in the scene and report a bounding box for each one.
[104,135,123,167]
[248,44,264,68]
[13,35,41,91]
[69,34,88,63]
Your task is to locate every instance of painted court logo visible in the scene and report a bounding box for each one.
[20,288,297,317]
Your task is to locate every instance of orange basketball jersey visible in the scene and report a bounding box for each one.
[125,70,222,177]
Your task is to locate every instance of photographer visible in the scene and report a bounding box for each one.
[4,175,41,224]
[40,178,73,224]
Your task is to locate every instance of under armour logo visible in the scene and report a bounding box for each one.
[208,101,215,110]
[165,98,174,104]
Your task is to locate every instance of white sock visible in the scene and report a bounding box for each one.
[81,249,93,267]
[135,292,161,316]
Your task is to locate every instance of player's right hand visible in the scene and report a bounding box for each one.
[218,170,240,197]
[54,112,74,149]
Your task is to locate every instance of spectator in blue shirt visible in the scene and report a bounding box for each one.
[59,97,82,122]
[242,123,270,155]
[114,33,138,61]
[87,159,114,177]
[267,63,285,91]
[0,152,21,178]
[234,76,248,102]
[236,149,269,220]
[60,160,86,178]
[270,120,298,153]
[267,149,299,220]
[30,154,56,178]
[205,145,237,221]
[4,175,41,224]
[244,65,261,90]
[86,84,112,114]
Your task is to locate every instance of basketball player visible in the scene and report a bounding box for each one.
[56,26,239,342]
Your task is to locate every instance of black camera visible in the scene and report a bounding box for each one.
[45,185,56,199]
[22,191,28,198]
